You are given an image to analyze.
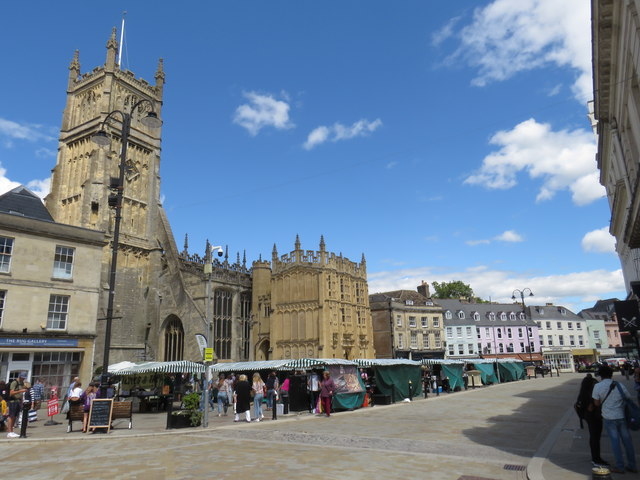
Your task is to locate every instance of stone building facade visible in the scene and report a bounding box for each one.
[42,30,376,370]
[369,283,445,360]
[252,236,376,360]
[0,186,106,392]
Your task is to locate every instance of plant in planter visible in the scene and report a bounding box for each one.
[182,392,203,427]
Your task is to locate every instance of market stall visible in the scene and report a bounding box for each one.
[356,359,422,402]
[422,359,466,391]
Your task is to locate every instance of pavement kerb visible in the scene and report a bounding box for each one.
[1,376,552,446]
[525,404,574,480]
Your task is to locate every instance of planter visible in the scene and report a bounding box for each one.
[170,412,200,429]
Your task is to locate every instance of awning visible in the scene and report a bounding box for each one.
[208,358,357,374]
[109,361,205,375]
[356,359,421,367]
[572,349,598,356]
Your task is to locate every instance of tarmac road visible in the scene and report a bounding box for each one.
[1,373,608,480]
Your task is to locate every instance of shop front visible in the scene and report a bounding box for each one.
[541,347,575,373]
[572,348,599,369]
[0,336,94,397]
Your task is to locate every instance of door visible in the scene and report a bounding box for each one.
[6,352,32,383]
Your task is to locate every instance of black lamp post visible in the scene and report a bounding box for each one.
[512,288,534,362]
[92,100,162,396]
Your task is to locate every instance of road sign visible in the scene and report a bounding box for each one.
[204,347,214,362]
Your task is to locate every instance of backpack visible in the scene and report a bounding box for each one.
[615,382,640,431]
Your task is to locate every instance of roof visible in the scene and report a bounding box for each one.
[109,360,206,375]
[436,299,534,327]
[0,186,53,222]
[209,358,358,373]
[369,290,438,306]
[528,305,582,322]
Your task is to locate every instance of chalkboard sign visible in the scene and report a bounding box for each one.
[88,398,113,432]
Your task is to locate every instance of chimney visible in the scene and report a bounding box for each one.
[417,281,430,298]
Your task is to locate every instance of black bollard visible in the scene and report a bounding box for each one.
[19,405,29,438]
[408,380,413,400]
[166,395,174,430]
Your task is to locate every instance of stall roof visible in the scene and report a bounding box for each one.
[421,358,524,365]
[209,358,358,373]
[356,359,421,367]
[109,360,206,375]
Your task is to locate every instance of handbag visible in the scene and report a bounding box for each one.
[615,383,640,431]
[61,399,70,414]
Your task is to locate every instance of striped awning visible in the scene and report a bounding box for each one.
[209,358,357,374]
[109,360,206,375]
[355,359,421,367]
[421,358,524,366]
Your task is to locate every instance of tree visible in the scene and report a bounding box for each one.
[432,280,475,300]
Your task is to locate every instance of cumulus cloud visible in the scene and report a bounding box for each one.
[467,230,524,246]
[0,164,50,200]
[582,227,616,254]
[303,119,382,150]
[442,0,591,101]
[233,92,294,136]
[464,118,604,206]
[368,265,625,311]
[0,117,56,144]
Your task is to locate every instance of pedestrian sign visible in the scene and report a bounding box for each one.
[204,347,214,362]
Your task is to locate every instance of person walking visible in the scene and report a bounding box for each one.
[251,373,265,422]
[308,371,320,413]
[576,374,608,466]
[233,374,251,423]
[215,374,231,417]
[593,365,638,474]
[320,370,336,417]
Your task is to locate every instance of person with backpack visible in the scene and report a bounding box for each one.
[593,365,638,474]
[575,374,607,466]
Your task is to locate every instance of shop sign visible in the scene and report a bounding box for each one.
[0,337,79,348]
[47,398,59,416]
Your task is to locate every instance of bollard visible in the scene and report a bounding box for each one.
[166,395,174,430]
[408,380,413,400]
[471,375,475,389]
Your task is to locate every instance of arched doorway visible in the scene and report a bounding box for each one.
[256,340,270,361]
[163,315,184,361]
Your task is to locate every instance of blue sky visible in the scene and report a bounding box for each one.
[0,1,624,312]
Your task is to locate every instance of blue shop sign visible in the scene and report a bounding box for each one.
[0,337,79,348]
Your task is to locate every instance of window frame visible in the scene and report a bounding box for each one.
[53,245,75,280]
[0,236,14,273]
[47,294,70,330]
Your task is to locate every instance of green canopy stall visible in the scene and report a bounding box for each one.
[356,359,422,401]
[472,363,498,384]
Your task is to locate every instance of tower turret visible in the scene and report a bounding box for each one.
[105,27,118,72]
[68,50,80,89]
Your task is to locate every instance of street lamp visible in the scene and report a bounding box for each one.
[202,243,223,428]
[512,288,534,362]
[92,100,162,397]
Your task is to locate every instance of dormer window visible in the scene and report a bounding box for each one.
[445,310,452,320]
[406,300,414,306]
[536,307,544,315]
[488,312,495,321]
[457,311,465,320]
[509,312,516,321]
[558,307,566,315]
[473,312,480,321]
[500,312,507,321]
[425,300,434,306]
[519,312,526,320]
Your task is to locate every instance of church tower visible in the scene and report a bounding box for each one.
[44,29,182,368]
[46,27,164,240]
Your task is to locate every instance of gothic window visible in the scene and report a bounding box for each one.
[163,316,184,361]
[214,289,233,360]
[241,292,251,361]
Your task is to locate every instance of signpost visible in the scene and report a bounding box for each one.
[615,299,640,358]
[45,389,61,426]
[204,347,214,362]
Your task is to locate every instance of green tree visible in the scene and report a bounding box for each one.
[432,280,475,300]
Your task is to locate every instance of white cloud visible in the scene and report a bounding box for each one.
[495,230,523,242]
[35,147,56,158]
[467,229,524,246]
[464,118,604,206]
[0,165,20,196]
[445,0,591,101]
[26,178,50,199]
[303,118,382,150]
[233,91,294,136]
[0,117,56,144]
[386,161,398,169]
[368,265,625,311]
[582,227,616,254]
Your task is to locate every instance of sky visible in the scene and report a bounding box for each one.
[0,1,625,312]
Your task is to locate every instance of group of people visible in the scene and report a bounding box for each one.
[208,370,336,422]
[576,364,639,474]
[0,372,44,438]
[65,377,100,433]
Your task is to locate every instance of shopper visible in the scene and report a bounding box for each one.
[576,374,607,466]
[233,374,251,423]
[80,383,98,433]
[6,372,28,438]
[593,365,638,474]
[320,370,336,417]
[216,374,230,417]
[265,371,279,411]
[252,373,265,422]
[308,371,320,413]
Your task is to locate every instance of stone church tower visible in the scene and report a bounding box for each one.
[251,236,376,360]
[44,30,210,368]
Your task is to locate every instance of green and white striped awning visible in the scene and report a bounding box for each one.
[421,358,524,366]
[109,360,206,375]
[355,359,421,367]
[209,358,357,374]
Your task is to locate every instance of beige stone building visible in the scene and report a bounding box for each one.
[42,30,376,368]
[369,282,445,360]
[0,186,106,392]
[252,236,376,360]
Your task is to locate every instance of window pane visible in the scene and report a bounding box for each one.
[47,295,69,330]
[0,237,14,273]
[53,246,75,279]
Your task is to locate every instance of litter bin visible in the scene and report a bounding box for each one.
[526,366,536,378]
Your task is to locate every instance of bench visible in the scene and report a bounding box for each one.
[66,401,133,432]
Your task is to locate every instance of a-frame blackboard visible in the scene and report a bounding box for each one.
[88,398,113,432]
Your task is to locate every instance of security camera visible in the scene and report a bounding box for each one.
[211,245,223,257]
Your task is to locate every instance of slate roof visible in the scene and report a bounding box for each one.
[528,304,582,322]
[436,299,534,327]
[369,290,439,307]
[0,186,53,222]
